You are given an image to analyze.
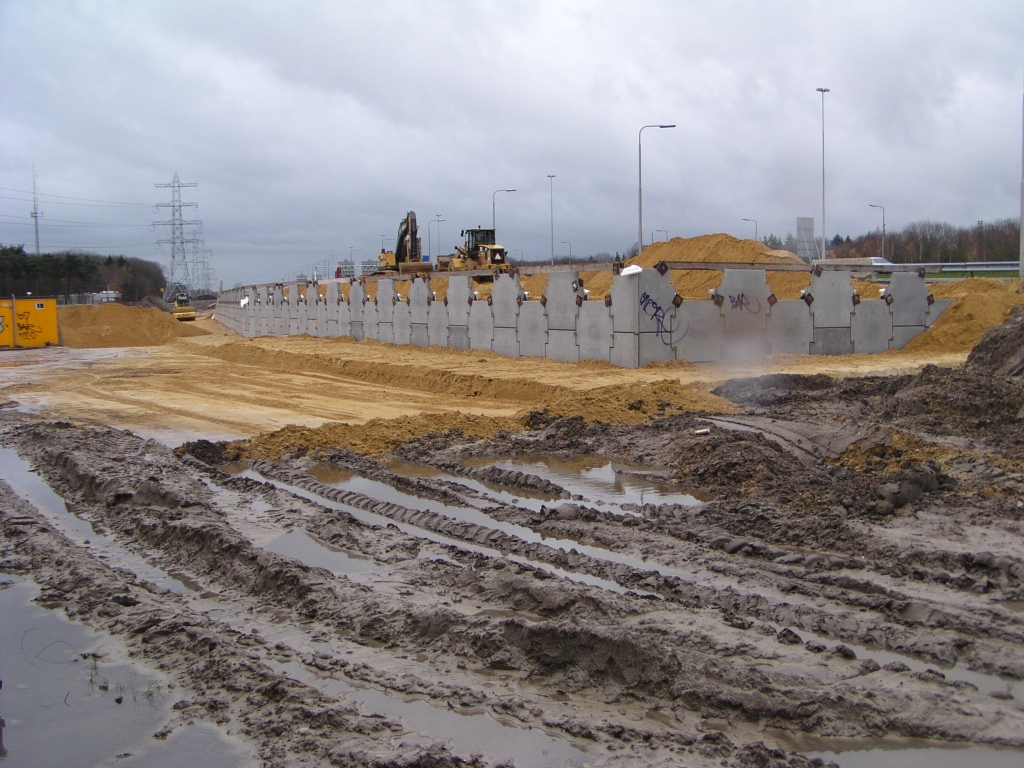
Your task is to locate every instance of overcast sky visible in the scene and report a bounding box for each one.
[1,1,1022,286]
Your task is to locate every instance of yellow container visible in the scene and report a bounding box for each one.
[3,297,60,347]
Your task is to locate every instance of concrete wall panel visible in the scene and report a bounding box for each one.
[811,327,854,355]
[888,271,930,327]
[348,283,365,322]
[809,271,854,328]
[409,277,432,325]
[637,269,679,338]
[469,300,493,350]
[577,301,612,362]
[492,327,520,358]
[851,301,893,355]
[337,299,351,338]
[377,323,395,345]
[674,302,724,362]
[610,273,639,333]
[393,303,411,345]
[350,321,363,341]
[891,325,926,350]
[718,269,770,331]
[363,302,379,341]
[766,300,813,355]
[639,332,676,366]
[411,324,429,347]
[446,276,473,326]
[376,279,396,323]
[610,332,639,368]
[544,271,582,331]
[449,326,470,350]
[927,299,953,327]
[428,301,449,347]
[491,273,522,328]
[517,301,548,357]
[547,329,580,362]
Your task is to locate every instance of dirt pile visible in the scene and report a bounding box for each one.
[903,278,1024,356]
[59,303,209,348]
[967,303,1024,379]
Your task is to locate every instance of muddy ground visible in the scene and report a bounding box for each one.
[2,308,1024,767]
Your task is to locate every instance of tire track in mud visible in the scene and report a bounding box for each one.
[8,420,1024,755]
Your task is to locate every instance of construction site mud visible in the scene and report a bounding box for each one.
[1,289,1024,767]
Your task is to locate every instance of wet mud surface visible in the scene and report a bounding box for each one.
[2,314,1024,766]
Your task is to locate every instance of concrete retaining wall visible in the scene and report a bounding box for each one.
[216,269,950,368]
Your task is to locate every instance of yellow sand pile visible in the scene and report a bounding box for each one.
[58,304,210,348]
[901,278,1024,355]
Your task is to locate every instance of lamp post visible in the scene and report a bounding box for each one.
[380,235,389,252]
[742,218,758,242]
[547,175,556,265]
[492,189,516,229]
[511,249,523,265]
[653,229,668,242]
[638,124,676,253]
[869,204,885,261]
[816,87,830,260]
[428,217,444,265]
[561,240,572,261]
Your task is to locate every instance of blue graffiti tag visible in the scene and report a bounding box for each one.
[728,292,761,315]
[640,291,690,346]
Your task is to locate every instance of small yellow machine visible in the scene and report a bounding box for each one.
[438,228,511,274]
[172,293,196,321]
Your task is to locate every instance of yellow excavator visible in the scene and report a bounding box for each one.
[172,293,196,321]
[378,211,432,274]
[438,227,511,274]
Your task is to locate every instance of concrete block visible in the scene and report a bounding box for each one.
[639,332,676,366]
[492,326,520,358]
[376,279,396,323]
[446,276,473,326]
[722,329,769,360]
[348,282,366,321]
[272,307,285,336]
[393,303,411,345]
[428,301,449,347]
[808,271,855,328]
[350,321,364,341]
[547,329,580,362]
[638,269,679,337]
[609,273,639,333]
[674,302,724,362]
[409,277,432,325]
[315,302,327,337]
[891,325,926,350]
[288,307,300,336]
[811,327,854,355]
[326,319,339,338]
[927,298,953,327]
[517,301,548,357]
[851,300,892,354]
[610,332,639,369]
[337,300,351,338]
[491,273,522,328]
[411,324,429,347]
[469,300,494,350]
[766,300,813,355]
[544,271,583,331]
[577,301,612,362]
[449,326,471,350]
[718,269,770,331]
[888,271,930,327]
[363,302,379,341]
[377,322,395,345]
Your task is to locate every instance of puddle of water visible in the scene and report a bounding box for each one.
[263,530,377,575]
[269,659,591,768]
[804,744,1024,768]
[0,448,194,595]
[132,427,242,449]
[0,579,249,768]
[463,455,702,508]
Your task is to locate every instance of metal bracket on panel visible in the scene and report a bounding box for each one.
[655,261,669,276]
[813,266,822,277]
[712,292,724,308]
[672,294,683,308]
[575,295,584,307]
[918,268,926,278]
[884,293,894,306]
[802,292,814,306]
[927,293,935,305]
[604,294,612,307]
[516,294,523,307]
[539,295,547,307]
[612,261,623,275]
[443,296,448,307]
[852,292,861,306]
[487,295,493,306]
[767,293,777,307]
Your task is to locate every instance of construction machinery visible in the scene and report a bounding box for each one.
[172,293,196,321]
[378,211,431,274]
[438,228,511,274]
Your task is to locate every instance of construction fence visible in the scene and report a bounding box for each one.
[215,266,950,368]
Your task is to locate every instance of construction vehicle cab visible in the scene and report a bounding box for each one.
[172,293,196,322]
[444,228,510,273]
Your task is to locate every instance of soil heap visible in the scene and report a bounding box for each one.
[904,277,1024,355]
[58,303,210,348]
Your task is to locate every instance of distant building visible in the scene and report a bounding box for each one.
[360,259,377,276]
[796,217,817,262]
[335,260,355,278]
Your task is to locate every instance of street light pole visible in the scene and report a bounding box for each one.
[742,218,758,242]
[547,175,556,265]
[654,229,668,243]
[561,240,572,261]
[638,124,676,253]
[816,88,830,260]
[869,204,885,261]
[492,189,516,229]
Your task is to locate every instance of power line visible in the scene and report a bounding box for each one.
[0,216,153,228]
[0,186,152,206]
[0,194,149,208]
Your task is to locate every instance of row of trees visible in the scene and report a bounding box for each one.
[0,245,166,302]
[765,218,1021,263]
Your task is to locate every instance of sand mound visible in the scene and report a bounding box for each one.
[901,278,1024,355]
[59,303,210,348]
[967,304,1024,378]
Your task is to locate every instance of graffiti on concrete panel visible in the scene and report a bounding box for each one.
[16,312,43,340]
[728,293,761,314]
[640,291,690,346]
